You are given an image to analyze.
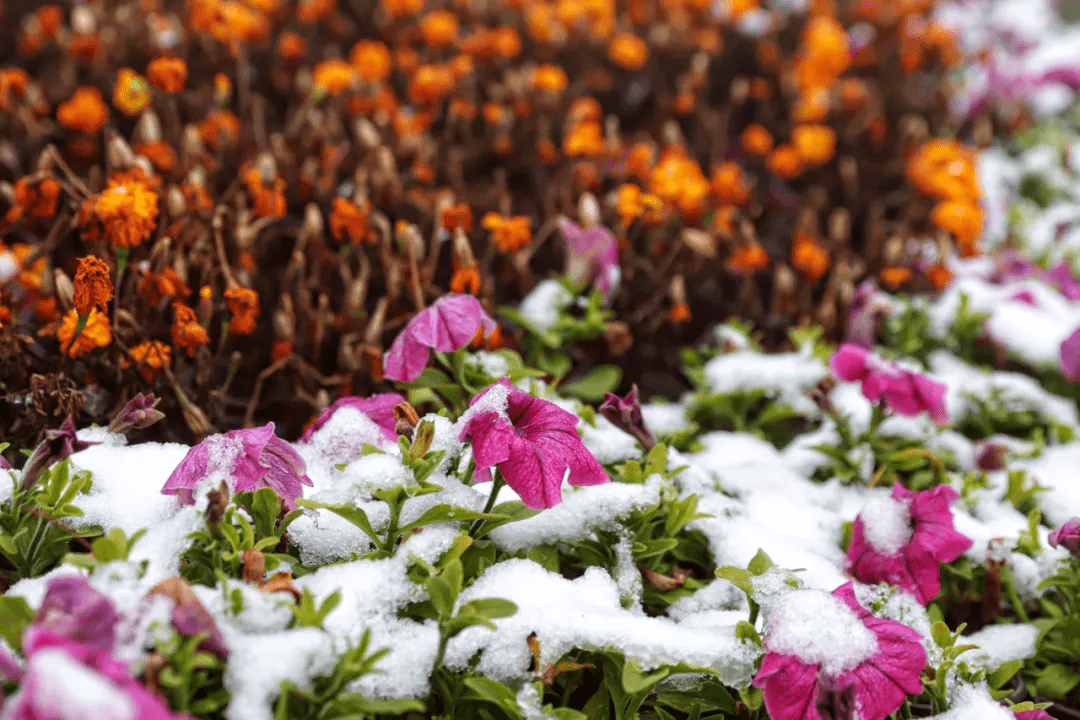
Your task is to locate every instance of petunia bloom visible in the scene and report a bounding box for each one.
[1045,261,1080,301]
[558,217,620,301]
[598,385,655,450]
[300,393,406,445]
[384,294,496,382]
[32,574,120,654]
[753,582,926,720]
[831,344,950,425]
[845,282,885,348]
[1049,517,1080,560]
[1060,326,1080,382]
[1014,708,1055,720]
[161,423,312,509]
[148,576,228,659]
[457,379,609,509]
[847,483,973,605]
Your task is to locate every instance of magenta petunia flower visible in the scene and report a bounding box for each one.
[161,423,312,509]
[989,249,1039,285]
[1045,261,1080,301]
[753,581,926,720]
[8,628,182,720]
[847,483,973,605]
[33,575,120,654]
[1060,327,1080,382]
[1049,517,1080,559]
[1014,708,1055,720]
[457,379,609,509]
[383,294,497,382]
[558,218,620,301]
[831,344,950,425]
[845,282,886,349]
[299,393,406,445]
[149,576,228,659]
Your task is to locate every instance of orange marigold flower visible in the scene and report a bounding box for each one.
[794,16,850,90]
[532,64,568,93]
[134,141,177,173]
[252,180,286,218]
[625,143,655,181]
[93,176,159,248]
[297,0,335,23]
[14,177,60,220]
[711,162,750,205]
[114,68,152,116]
[73,255,113,316]
[57,307,112,358]
[927,263,952,291]
[608,32,648,70]
[450,262,481,294]
[408,64,454,104]
[147,57,188,93]
[727,243,770,275]
[440,203,473,231]
[57,86,109,134]
[793,88,830,123]
[838,78,868,113]
[225,286,260,335]
[791,124,836,166]
[766,145,804,180]
[278,32,307,61]
[313,60,356,97]
[271,338,293,362]
[38,5,63,37]
[741,124,774,156]
[197,110,241,149]
[563,121,604,157]
[350,40,392,83]
[649,147,710,219]
[931,200,983,252]
[124,340,171,382]
[493,27,523,58]
[329,197,371,244]
[172,302,209,356]
[879,266,913,289]
[144,268,191,307]
[907,139,980,203]
[420,10,459,47]
[669,303,691,324]
[382,0,424,18]
[725,0,758,20]
[481,213,531,253]
[791,232,831,283]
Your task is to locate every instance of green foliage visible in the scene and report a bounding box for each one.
[64,527,147,572]
[685,388,812,450]
[154,630,230,717]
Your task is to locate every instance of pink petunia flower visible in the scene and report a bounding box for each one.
[383,294,497,382]
[753,581,926,720]
[457,379,609,509]
[6,628,183,720]
[989,249,1040,285]
[847,483,973,605]
[831,344,950,425]
[1014,708,1055,720]
[558,218,620,301]
[148,576,228,659]
[1049,517,1080,559]
[845,282,888,349]
[1060,327,1080,382]
[299,393,406,445]
[1044,261,1080,301]
[33,575,120,654]
[161,423,312,510]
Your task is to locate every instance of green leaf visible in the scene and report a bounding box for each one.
[563,365,622,401]
[463,676,519,708]
[987,660,1022,690]
[459,597,517,621]
[747,549,774,576]
[1035,663,1080,699]
[715,567,753,596]
[427,575,457,619]
[621,659,669,694]
[930,621,954,649]
[0,595,34,652]
[399,504,506,533]
[328,693,426,716]
[735,620,761,646]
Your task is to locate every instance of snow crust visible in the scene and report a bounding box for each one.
[764,589,877,677]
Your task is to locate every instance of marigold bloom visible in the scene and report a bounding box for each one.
[73,256,113,316]
[458,379,609,509]
[384,294,496,381]
[710,162,750,205]
[278,32,307,61]
[57,307,112,358]
[847,483,972,604]
[727,243,769,275]
[926,264,952,290]
[173,303,209,356]
[329,197,370,244]
[879,266,912,289]
[124,340,171,382]
[134,141,177,173]
[451,262,481,295]
[225,286,260,335]
[532,64,569,93]
[350,40,392,83]
[57,87,109,133]
[563,121,604,157]
[608,33,648,70]
[382,0,424,18]
[197,110,241,149]
[906,139,980,203]
[482,213,531,253]
[297,0,335,22]
[791,124,836,166]
[13,177,61,220]
[794,16,851,90]
[408,64,454,104]
[93,176,159,248]
[312,60,356,97]
[767,145,804,179]
[931,200,983,256]
[162,423,312,509]
[440,203,474,232]
[741,124,773,156]
[140,267,190,306]
[753,582,925,720]
[146,57,187,93]
[616,184,644,226]
[791,232,830,283]
[113,68,152,116]
[831,344,949,424]
[420,10,458,47]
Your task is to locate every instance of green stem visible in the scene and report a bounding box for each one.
[113,247,129,327]
[21,515,50,578]
[1000,564,1030,623]
[480,476,504,515]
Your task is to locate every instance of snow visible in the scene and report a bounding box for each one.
[518,279,573,332]
[223,629,335,720]
[860,493,913,556]
[963,624,1039,670]
[701,348,827,415]
[764,588,878,677]
[21,648,136,720]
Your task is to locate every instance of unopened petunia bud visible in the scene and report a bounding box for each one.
[21,417,100,492]
[598,385,655,450]
[108,393,166,434]
[1050,518,1080,559]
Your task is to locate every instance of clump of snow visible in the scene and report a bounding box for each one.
[578,415,640,464]
[860,494,913,556]
[488,476,663,553]
[962,624,1039,670]
[452,382,511,438]
[641,402,689,436]
[518,279,572,332]
[444,559,760,688]
[701,350,826,416]
[299,406,391,474]
[466,351,510,378]
[923,683,1015,720]
[224,628,336,720]
[765,589,877,677]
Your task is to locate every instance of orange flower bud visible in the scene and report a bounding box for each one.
[172,303,209,357]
